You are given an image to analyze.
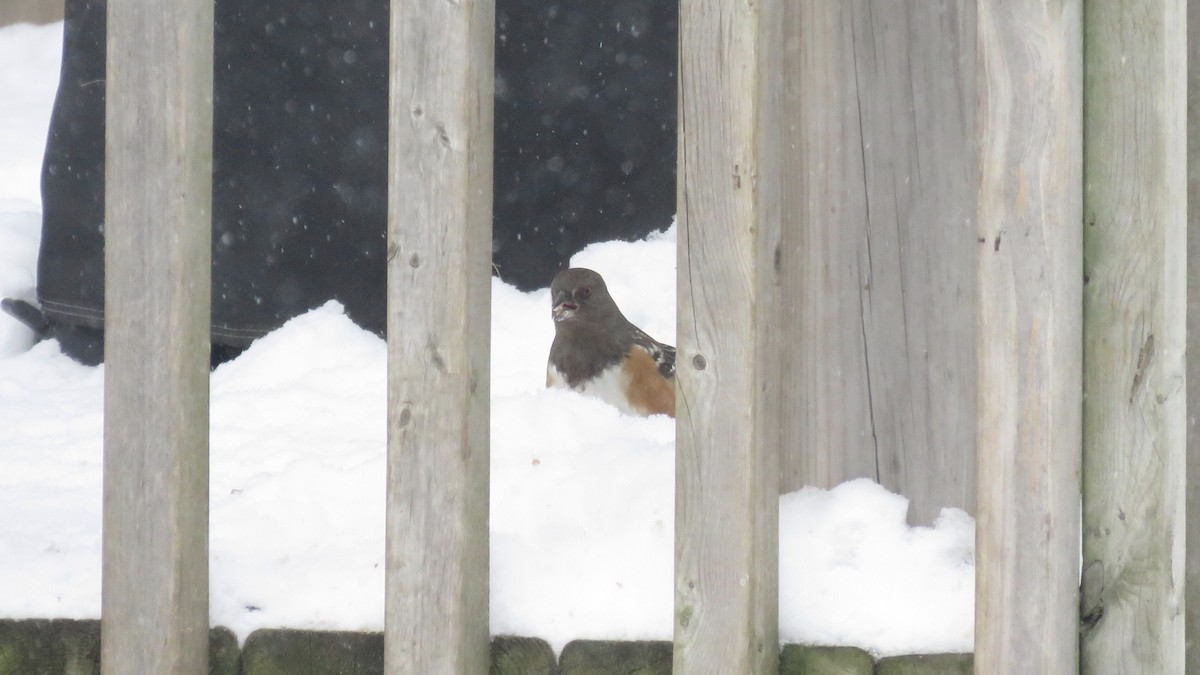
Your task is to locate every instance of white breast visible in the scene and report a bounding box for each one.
[547,361,636,415]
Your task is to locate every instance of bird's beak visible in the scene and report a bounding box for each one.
[552,292,578,322]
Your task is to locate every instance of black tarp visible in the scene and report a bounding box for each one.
[35,0,676,361]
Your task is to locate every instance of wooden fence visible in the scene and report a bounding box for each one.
[975,2,1082,671]
[780,2,977,527]
[1080,2,1186,671]
[102,0,212,673]
[98,0,1191,673]
[1188,5,1200,675]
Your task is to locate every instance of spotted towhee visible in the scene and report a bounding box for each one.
[546,267,676,417]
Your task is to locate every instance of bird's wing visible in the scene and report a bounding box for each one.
[631,328,676,379]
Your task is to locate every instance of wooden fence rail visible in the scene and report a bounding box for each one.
[95,0,1193,673]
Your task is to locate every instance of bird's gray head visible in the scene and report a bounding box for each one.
[549,267,623,328]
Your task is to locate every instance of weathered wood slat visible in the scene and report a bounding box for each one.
[383,0,493,672]
[675,0,781,673]
[779,2,977,525]
[101,1,213,674]
[975,1,1082,672]
[779,1,877,501]
[1081,1,1187,672]
[1186,1,1200,672]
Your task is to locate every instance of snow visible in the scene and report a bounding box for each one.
[0,21,60,357]
[0,21,975,657]
[0,22,60,211]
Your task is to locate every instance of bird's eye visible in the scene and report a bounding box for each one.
[580,286,592,298]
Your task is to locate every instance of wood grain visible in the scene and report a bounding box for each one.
[675,0,781,672]
[1081,1,1187,672]
[383,0,493,672]
[779,2,977,525]
[1187,1,1200,671]
[101,1,213,673]
[975,1,1082,672]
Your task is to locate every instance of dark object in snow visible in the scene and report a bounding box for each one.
[36,0,676,366]
[3,297,103,365]
[546,268,674,417]
[2,296,241,369]
[493,0,678,287]
[1,298,50,339]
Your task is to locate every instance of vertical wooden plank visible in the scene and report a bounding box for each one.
[384,0,493,671]
[779,1,977,524]
[101,0,213,673]
[851,3,977,525]
[675,0,781,672]
[975,1,1081,673]
[780,1,878,495]
[1187,1,1200,671]
[1081,1,1187,672]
